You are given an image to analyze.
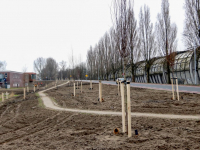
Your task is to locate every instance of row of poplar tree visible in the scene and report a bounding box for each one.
[86,0,200,83]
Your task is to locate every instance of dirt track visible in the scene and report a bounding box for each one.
[45,82,200,115]
[0,82,200,149]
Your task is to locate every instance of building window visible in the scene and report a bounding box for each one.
[13,83,19,87]
[13,74,19,79]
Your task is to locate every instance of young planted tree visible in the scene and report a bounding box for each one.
[127,2,139,82]
[155,0,177,84]
[22,65,28,87]
[138,5,156,83]
[113,0,132,134]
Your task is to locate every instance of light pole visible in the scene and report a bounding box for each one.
[194,42,197,85]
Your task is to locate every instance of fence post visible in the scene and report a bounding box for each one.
[176,78,180,101]
[74,83,75,97]
[90,80,92,89]
[99,81,102,102]
[171,78,175,100]
[121,82,125,133]
[118,80,120,96]
[81,81,82,93]
[6,92,8,99]
[24,88,26,100]
[2,93,4,102]
[127,81,132,137]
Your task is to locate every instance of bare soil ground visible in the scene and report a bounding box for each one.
[0,92,200,149]
[45,82,200,115]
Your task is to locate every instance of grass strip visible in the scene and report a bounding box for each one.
[35,93,45,108]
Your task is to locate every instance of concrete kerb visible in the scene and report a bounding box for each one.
[38,80,200,120]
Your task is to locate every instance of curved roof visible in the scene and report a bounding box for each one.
[174,51,193,71]
[198,57,200,69]
[150,57,165,74]
[136,61,146,76]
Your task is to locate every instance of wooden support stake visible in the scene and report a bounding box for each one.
[34,86,35,92]
[99,81,102,102]
[27,86,29,92]
[46,84,47,89]
[171,79,175,100]
[6,92,8,99]
[90,80,92,89]
[24,88,26,100]
[81,81,82,93]
[121,82,125,133]
[77,82,78,89]
[74,83,75,97]
[127,82,132,137]
[118,80,120,96]
[2,93,4,102]
[176,79,180,101]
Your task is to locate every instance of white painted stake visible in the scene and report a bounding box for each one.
[74,83,75,97]
[171,79,175,100]
[121,82,125,133]
[99,81,102,102]
[34,86,35,92]
[176,79,180,101]
[81,81,82,93]
[27,86,29,92]
[127,82,132,137]
[2,93,4,102]
[24,88,26,100]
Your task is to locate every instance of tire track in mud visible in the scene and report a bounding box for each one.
[0,105,12,120]
[0,112,61,145]
[0,104,21,128]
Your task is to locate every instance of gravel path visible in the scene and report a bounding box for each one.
[38,81,200,120]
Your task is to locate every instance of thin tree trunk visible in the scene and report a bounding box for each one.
[113,72,115,81]
[146,62,150,83]
[123,58,128,134]
[167,61,171,84]
[131,64,135,82]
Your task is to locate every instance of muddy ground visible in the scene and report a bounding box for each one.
[0,91,200,149]
[45,82,200,115]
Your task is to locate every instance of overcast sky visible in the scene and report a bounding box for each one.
[0,0,185,72]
